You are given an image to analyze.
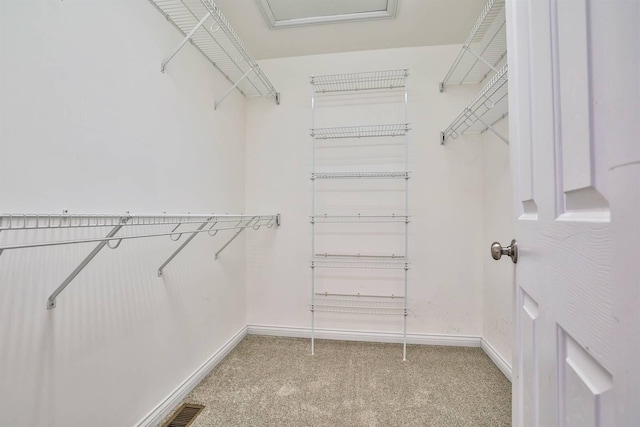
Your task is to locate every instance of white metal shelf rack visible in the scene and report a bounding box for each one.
[440,0,508,144]
[310,69,410,360]
[0,212,280,309]
[441,63,508,144]
[439,0,506,91]
[148,0,280,109]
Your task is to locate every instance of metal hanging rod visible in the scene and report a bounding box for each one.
[439,0,506,91]
[0,212,280,309]
[310,69,408,93]
[148,0,280,108]
[441,63,509,144]
[311,214,409,223]
[310,124,410,140]
[311,171,410,180]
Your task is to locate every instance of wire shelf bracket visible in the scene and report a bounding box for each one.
[47,217,130,310]
[149,0,280,108]
[0,212,280,309]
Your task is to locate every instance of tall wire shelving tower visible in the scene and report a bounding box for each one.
[309,70,410,360]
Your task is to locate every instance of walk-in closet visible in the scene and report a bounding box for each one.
[1,0,638,426]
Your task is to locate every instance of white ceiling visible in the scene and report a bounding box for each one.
[213,0,486,60]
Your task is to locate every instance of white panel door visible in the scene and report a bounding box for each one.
[506,0,640,425]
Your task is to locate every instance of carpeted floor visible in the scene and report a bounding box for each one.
[166,335,511,427]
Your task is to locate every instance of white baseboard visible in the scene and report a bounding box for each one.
[136,325,248,427]
[247,324,481,347]
[481,338,512,381]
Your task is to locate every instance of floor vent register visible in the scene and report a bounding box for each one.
[162,403,205,427]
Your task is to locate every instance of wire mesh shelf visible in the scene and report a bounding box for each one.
[440,0,506,91]
[311,258,408,270]
[148,0,279,105]
[311,69,408,93]
[0,213,277,231]
[311,124,410,140]
[441,63,508,144]
[311,171,410,180]
[313,293,406,315]
[311,214,409,223]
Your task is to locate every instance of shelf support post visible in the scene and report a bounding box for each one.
[463,45,499,74]
[161,11,212,73]
[47,217,129,310]
[214,68,254,110]
[157,218,213,277]
[465,108,509,144]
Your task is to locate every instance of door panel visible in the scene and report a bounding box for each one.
[558,328,613,427]
[506,0,616,425]
[519,289,539,427]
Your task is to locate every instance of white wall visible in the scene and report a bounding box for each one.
[244,46,486,339]
[481,119,514,367]
[0,1,253,425]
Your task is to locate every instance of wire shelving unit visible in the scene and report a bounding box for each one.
[439,0,508,144]
[439,0,506,91]
[441,64,509,144]
[148,0,279,109]
[310,69,410,360]
[0,212,280,309]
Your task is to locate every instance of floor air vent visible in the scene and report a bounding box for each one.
[162,403,205,427]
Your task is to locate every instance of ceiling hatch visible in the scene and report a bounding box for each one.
[256,0,399,29]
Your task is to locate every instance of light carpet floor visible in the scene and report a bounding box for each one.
[166,335,511,427]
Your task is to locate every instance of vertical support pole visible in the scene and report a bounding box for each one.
[161,12,212,73]
[158,219,212,277]
[403,72,409,361]
[47,219,128,310]
[311,79,316,356]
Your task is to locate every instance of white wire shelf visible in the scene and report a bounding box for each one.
[311,69,408,93]
[311,171,410,180]
[311,124,410,140]
[148,0,279,108]
[0,212,280,309]
[439,0,506,91]
[0,213,277,231]
[311,257,408,270]
[313,293,406,315]
[315,253,406,260]
[311,214,409,223]
[441,63,509,144]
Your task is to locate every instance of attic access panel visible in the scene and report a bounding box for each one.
[257,0,398,29]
